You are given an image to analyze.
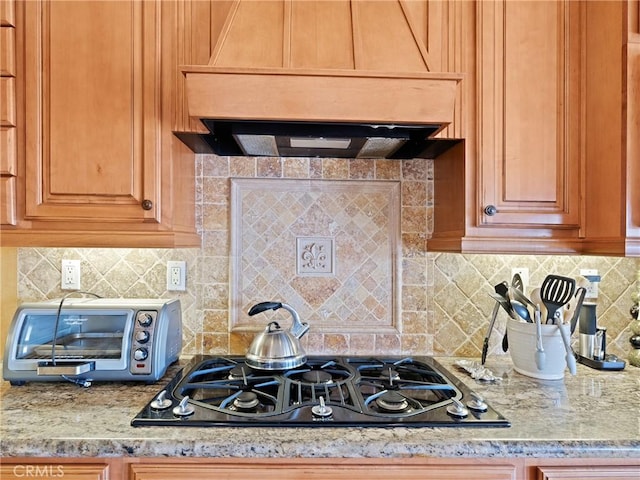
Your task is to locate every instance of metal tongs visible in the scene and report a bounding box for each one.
[481,301,500,365]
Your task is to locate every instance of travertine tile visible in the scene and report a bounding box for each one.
[14,153,640,359]
[374,159,401,180]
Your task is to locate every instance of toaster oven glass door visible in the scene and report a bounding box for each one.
[15,310,131,361]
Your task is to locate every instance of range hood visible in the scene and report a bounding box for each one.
[176,0,463,159]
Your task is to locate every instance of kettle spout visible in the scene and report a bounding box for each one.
[280,303,309,339]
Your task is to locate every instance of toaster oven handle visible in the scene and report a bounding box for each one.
[36,361,95,376]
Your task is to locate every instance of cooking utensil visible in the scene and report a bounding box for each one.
[556,317,577,375]
[510,289,535,322]
[495,281,515,352]
[540,275,576,323]
[488,291,516,319]
[512,272,524,292]
[495,282,515,318]
[530,288,548,321]
[246,302,309,370]
[534,307,545,370]
[511,300,531,322]
[487,291,516,353]
[567,286,587,335]
[481,302,500,365]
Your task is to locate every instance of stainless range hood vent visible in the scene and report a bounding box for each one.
[175,0,463,159]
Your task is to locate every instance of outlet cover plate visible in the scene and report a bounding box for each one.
[61,259,81,290]
[167,261,186,291]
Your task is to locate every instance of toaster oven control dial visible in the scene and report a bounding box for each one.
[134,347,149,361]
[135,330,150,344]
[138,312,154,327]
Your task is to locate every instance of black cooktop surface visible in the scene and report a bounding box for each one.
[131,355,510,428]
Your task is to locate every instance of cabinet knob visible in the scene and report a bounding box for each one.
[141,199,153,210]
[483,205,498,216]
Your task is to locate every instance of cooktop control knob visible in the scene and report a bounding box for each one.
[134,347,148,361]
[311,396,333,418]
[446,398,469,418]
[135,330,150,344]
[138,312,154,327]
[467,391,488,412]
[173,396,195,417]
[150,390,172,410]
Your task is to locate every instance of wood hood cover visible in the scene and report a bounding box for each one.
[178,0,463,159]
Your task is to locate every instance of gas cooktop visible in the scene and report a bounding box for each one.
[131,355,510,428]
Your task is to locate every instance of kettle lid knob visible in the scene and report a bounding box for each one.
[266,321,281,332]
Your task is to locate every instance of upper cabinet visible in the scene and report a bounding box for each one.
[0,0,199,248]
[476,1,581,230]
[431,0,640,256]
[581,0,639,256]
[627,3,640,255]
[0,0,16,227]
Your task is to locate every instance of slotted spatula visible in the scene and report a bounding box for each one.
[540,275,576,323]
[540,274,577,375]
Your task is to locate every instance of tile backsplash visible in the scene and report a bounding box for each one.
[14,155,640,361]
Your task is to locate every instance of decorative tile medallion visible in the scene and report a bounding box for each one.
[230,178,401,334]
[296,237,334,276]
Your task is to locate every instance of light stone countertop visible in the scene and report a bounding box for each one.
[1,357,639,459]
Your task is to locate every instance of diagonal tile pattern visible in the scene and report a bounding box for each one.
[12,154,640,364]
[230,179,400,334]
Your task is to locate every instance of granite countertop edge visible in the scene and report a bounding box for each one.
[1,438,639,459]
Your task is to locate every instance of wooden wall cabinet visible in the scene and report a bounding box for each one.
[0,0,199,248]
[431,0,584,254]
[0,0,16,226]
[580,0,639,256]
[623,0,639,255]
[431,0,639,256]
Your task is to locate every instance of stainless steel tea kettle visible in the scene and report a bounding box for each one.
[245,302,309,370]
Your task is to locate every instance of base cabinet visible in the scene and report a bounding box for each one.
[1,457,639,480]
[0,462,109,480]
[128,460,518,480]
[535,465,640,480]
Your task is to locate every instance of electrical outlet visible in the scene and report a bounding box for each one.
[511,267,529,291]
[61,259,81,290]
[167,260,186,291]
[580,269,600,299]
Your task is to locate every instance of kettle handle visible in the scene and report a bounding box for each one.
[247,301,309,339]
[248,302,283,316]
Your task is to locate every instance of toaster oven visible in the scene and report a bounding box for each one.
[3,298,181,385]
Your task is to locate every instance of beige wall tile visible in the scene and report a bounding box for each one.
[12,153,640,360]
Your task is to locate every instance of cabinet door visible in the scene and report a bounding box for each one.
[537,465,640,479]
[1,463,109,480]
[23,0,161,223]
[130,462,517,480]
[1,0,16,225]
[477,0,580,228]
[627,37,640,254]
